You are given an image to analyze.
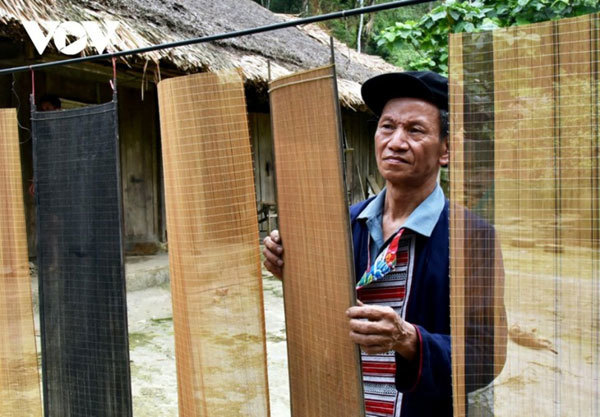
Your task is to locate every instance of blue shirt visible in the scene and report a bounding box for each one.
[357,184,446,264]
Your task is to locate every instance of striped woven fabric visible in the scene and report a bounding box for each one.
[357,233,416,417]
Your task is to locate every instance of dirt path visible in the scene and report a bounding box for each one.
[126,273,290,417]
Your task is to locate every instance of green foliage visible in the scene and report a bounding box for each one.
[375,0,600,74]
[489,0,600,26]
[251,0,434,53]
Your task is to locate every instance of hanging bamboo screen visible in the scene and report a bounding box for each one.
[449,13,599,416]
[0,109,42,417]
[32,98,132,417]
[269,65,365,417]
[157,70,270,417]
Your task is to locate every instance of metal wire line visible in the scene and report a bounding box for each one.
[0,0,434,75]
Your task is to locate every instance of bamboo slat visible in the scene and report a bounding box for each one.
[449,13,600,416]
[269,65,365,417]
[157,70,270,417]
[0,109,42,417]
[448,35,467,416]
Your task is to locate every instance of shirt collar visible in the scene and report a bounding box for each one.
[358,183,445,238]
[403,184,445,237]
[357,188,387,251]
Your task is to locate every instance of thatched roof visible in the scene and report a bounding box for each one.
[0,0,400,110]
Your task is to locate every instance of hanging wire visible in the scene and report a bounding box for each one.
[11,73,32,144]
[0,0,434,76]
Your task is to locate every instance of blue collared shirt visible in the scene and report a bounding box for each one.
[357,184,445,264]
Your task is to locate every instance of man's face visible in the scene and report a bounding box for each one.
[40,101,57,111]
[374,97,448,189]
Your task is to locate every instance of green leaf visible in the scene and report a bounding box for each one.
[423,18,436,29]
[449,9,461,20]
[454,21,467,32]
[383,32,397,42]
[431,9,448,21]
[495,3,508,13]
[479,18,500,31]
[396,20,417,28]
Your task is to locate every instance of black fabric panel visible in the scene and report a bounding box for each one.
[32,98,132,417]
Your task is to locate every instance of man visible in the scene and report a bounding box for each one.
[263,71,505,416]
[39,94,62,111]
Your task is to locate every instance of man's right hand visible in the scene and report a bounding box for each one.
[262,229,284,279]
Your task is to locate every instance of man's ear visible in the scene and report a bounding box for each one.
[439,137,449,167]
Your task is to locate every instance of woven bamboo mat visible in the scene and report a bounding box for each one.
[0,108,42,416]
[449,13,599,416]
[269,65,364,417]
[158,70,270,417]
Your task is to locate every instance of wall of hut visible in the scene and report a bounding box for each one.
[249,108,382,236]
[0,48,165,256]
[250,109,382,213]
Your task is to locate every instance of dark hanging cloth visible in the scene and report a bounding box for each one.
[32,94,132,417]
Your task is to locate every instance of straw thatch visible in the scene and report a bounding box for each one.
[0,0,400,109]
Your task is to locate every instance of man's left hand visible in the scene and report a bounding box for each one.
[347,301,418,360]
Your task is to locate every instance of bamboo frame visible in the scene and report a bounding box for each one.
[157,70,270,417]
[269,65,365,417]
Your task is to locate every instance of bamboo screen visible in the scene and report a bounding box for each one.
[157,70,270,417]
[0,109,42,417]
[269,65,365,417]
[32,99,132,417]
[449,13,599,416]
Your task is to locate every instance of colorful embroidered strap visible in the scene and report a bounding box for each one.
[356,229,404,290]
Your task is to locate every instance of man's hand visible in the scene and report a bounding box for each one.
[262,229,284,279]
[347,301,418,360]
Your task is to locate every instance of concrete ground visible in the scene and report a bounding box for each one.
[124,253,291,416]
[34,251,291,416]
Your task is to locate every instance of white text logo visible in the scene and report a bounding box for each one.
[22,20,120,55]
